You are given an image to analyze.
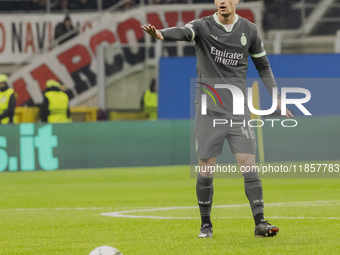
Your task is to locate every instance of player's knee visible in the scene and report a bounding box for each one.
[243,170,261,183]
[237,154,256,170]
[239,157,256,168]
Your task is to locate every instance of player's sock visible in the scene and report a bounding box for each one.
[254,212,264,226]
[243,170,264,226]
[196,173,214,227]
[201,216,212,226]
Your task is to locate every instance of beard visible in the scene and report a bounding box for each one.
[221,12,231,18]
[220,10,232,19]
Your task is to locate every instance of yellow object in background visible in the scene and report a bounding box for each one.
[143,89,158,120]
[250,81,265,164]
[14,107,97,123]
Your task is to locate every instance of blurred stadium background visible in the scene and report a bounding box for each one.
[0,0,340,254]
[0,0,339,170]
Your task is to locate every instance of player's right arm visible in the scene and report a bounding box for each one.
[141,21,198,42]
[141,24,164,40]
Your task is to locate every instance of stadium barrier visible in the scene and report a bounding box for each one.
[13,107,98,123]
[108,110,148,121]
[69,107,98,122]
[15,107,40,123]
[0,120,190,172]
[0,116,339,172]
[158,54,340,119]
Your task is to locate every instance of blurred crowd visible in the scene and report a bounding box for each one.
[0,0,99,11]
[0,0,257,12]
[0,0,336,34]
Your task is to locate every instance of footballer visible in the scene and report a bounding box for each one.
[142,0,293,238]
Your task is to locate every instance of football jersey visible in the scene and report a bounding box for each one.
[161,13,274,116]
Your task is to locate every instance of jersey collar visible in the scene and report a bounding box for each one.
[213,13,239,32]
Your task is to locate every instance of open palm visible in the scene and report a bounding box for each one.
[141,24,164,40]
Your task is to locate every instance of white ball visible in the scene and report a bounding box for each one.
[89,246,123,255]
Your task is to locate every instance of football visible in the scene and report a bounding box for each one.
[89,246,123,255]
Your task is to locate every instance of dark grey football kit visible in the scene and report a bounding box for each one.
[161,13,278,159]
[160,13,279,236]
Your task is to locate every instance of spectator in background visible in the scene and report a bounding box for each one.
[72,0,97,10]
[0,1,25,12]
[102,0,120,9]
[40,80,71,123]
[30,0,47,11]
[52,0,69,11]
[0,74,16,125]
[54,14,78,45]
[123,0,135,10]
[141,79,158,120]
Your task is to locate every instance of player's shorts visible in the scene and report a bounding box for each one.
[195,105,256,159]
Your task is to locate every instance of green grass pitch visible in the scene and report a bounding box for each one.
[1,164,340,254]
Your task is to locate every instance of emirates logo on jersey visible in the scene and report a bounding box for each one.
[210,46,244,66]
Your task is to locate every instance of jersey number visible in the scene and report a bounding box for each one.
[241,126,255,140]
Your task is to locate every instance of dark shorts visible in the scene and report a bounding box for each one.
[195,106,256,159]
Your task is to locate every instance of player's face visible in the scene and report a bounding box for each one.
[0,82,5,88]
[215,0,239,17]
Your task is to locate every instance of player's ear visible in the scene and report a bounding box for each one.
[235,0,239,4]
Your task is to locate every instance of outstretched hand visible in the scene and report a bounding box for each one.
[277,99,295,118]
[141,24,164,40]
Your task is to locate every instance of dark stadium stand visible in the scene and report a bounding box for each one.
[0,0,338,35]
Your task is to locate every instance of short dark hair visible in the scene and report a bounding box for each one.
[64,14,71,22]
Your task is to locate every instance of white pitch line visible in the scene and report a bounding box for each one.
[102,201,340,220]
[0,207,111,211]
[1,201,340,221]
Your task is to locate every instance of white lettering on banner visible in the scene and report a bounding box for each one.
[0,14,98,62]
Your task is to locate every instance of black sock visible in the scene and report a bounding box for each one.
[196,173,214,227]
[201,216,212,227]
[254,213,264,226]
[243,171,264,225]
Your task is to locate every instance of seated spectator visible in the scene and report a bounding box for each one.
[123,0,134,10]
[52,0,69,11]
[72,0,97,10]
[102,0,120,9]
[30,0,47,11]
[0,1,25,12]
[192,0,211,3]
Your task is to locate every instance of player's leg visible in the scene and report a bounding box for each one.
[196,157,215,238]
[228,124,279,237]
[235,153,279,237]
[195,107,226,238]
[234,153,264,224]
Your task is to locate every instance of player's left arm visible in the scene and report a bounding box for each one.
[249,25,294,118]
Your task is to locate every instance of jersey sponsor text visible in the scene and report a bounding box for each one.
[211,46,244,66]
